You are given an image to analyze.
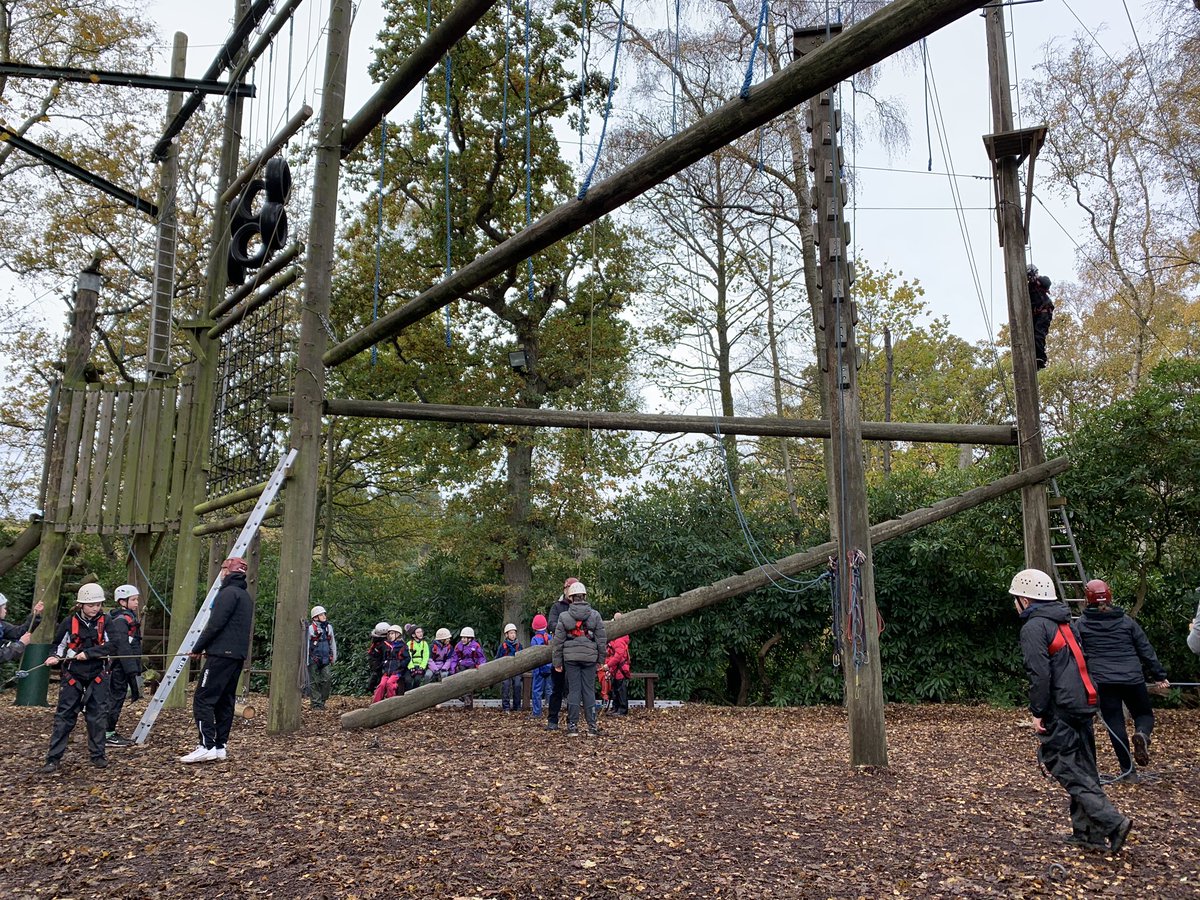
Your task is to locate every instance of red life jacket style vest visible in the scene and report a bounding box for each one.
[568,619,593,640]
[65,613,107,686]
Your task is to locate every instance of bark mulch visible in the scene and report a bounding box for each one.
[1,698,1197,898]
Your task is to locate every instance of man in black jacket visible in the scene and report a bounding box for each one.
[40,584,118,773]
[105,584,144,747]
[1078,578,1169,780]
[1010,568,1131,852]
[181,557,253,764]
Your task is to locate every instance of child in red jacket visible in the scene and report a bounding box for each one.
[605,613,631,717]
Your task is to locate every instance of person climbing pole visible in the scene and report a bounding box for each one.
[1028,264,1054,370]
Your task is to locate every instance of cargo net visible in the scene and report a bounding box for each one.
[209,292,293,498]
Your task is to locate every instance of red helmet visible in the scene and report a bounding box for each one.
[563,577,579,590]
[1085,579,1112,606]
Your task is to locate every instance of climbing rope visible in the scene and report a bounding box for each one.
[739,0,768,100]
[576,0,625,201]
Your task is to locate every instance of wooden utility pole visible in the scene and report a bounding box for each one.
[268,0,352,734]
[18,264,100,705]
[165,2,249,707]
[983,5,1051,574]
[803,37,887,767]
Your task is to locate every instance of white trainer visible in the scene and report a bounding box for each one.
[179,745,218,764]
[214,747,228,760]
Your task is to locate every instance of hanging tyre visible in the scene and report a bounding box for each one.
[258,201,288,254]
[265,157,292,203]
[230,219,269,269]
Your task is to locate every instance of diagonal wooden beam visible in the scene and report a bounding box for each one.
[340,454,1070,729]
[324,0,991,367]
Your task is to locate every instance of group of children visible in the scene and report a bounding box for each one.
[363,585,632,720]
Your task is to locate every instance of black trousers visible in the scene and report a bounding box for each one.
[107,665,133,732]
[546,666,566,725]
[1033,309,1053,365]
[1096,682,1154,772]
[1038,714,1125,842]
[46,673,110,764]
[194,656,242,749]
[611,677,629,715]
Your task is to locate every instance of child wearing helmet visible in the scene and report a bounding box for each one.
[1077,579,1169,779]
[426,628,457,683]
[1009,568,1132,852]
[405,626,430,692]
[372,625,411,703]
[306,605,337,710]
[495,624,523,712]
[366,622,389,693]
[0,592,43,642]
[40,584,118,773]
[528,614,553,718]
[452,627,487,709]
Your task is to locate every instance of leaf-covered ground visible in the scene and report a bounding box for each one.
[1,696,1197,898]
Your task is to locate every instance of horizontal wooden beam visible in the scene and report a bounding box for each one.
[324,0,990,367]
[193,480,271,517]
[0,62,256,97]
[192,502,282,537]
[340,454,1071,729]
[266,397,1017,445]
[211,241,303,319]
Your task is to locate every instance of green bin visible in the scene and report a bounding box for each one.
[15,642,51,706]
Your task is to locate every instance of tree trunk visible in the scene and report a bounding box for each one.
[502,437,534,635]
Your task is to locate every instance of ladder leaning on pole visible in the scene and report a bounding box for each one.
[1047,477,1089,609]
[131,448,297,745]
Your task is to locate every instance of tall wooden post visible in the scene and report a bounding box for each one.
[165,3,249,707]
[268,0,352,734]
[984,6,1051,574]
[803,37,887,766]
[18,264,100,705]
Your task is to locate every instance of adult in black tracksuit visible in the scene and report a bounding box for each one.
[1010,568,1131,852]
[544,577,578,731]
[105,584,144,745]
[1077,579,1169,779]
[41,584,118,773]
[182,557,253,763]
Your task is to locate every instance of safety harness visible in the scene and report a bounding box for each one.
[1047,622,1098,706]
[65,613,107,687]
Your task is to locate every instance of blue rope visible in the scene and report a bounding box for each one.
[371,121,387,366]
[524,0,535,305]
[577,0,625,201]
[740,0,768,99]
[579,0,588,165]
[502,0,511,149]
[444,53,453,346]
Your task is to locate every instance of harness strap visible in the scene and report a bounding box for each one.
[1047,623,1098,706]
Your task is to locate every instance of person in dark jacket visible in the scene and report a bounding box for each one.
[1027,264,1054,369]
[366,621,389,692]
[1010,568,1131,852]
[552,581,607,737]
[1077,579,1169,780]
[181,557,254,764]
[0,630,32,664]
[0,593,43,641]
[544,577,578,731]
[104,584,144,747]
[40,584,118,773]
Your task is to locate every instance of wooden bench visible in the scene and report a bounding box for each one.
[520,670,660,709]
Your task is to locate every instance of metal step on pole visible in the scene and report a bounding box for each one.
[1046,477,1088,607]
[131,447,296,744]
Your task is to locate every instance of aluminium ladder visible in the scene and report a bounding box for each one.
[131,448,296,744]
[1047,477,1088,607]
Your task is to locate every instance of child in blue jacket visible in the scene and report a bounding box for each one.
[529,614,553,717]
[495,624,523,712]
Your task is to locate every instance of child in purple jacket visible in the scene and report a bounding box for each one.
[452,627,487,709]
[495,624,523,712]
[426,628,457,683]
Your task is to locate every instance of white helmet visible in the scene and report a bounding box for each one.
[114,584,138,602]
[566,581,587,597]
[0,593,7,608]
[460,626,475,639]
[311,605,327,618]
[76,583,105,605]
[372,621,390,637]
[1008,568,1056,601]
[435,627,452,641]
[385,624,402,635]
[504,623,517,634]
